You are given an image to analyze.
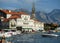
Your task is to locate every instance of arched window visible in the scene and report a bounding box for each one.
[11,20,16,27]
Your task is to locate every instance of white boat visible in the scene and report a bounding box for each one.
[16,30,21,34]
[42,34,59,37]
[3,29,21,35]
[0,32,12,37]
[0,29,21,37]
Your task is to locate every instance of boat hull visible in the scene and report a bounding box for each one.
[42,34,59,37]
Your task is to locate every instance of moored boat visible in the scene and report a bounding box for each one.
[3,29,21,35]
[0,33,12,37]
[0,29,21,37]
[42,34,59,37]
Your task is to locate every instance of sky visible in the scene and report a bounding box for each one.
[0,0,60,13]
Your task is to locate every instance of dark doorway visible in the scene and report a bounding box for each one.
[16,26,22,31]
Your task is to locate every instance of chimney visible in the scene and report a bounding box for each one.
[9,10,11,13]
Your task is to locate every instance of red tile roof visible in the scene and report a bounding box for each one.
[2,15,21,22]
[9,15,20,19]
[1,10,28,15]
[34,19,40,22]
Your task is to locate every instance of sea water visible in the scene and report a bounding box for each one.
[5,32,60,43]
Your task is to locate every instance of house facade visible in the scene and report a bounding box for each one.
[33,20,44,31]
[16,14,34,31]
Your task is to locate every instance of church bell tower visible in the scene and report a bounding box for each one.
[32,2,35,19]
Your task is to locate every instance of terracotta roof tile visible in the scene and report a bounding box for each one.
[3,15,21,22]
[1,10,27,15]
[9,15,20,19]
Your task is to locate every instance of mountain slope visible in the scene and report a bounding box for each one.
[48,9,60,24]
[35,9,60,24]
[35,11,48,23]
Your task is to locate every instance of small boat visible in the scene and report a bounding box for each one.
[0,33,12,37]
[0,29,21,37]
[42,34,59,37]
[0,29,12,37]
[3,29,21,35]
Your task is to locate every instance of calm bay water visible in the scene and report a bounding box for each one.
[6,32,60,43]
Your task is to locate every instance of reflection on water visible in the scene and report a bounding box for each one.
[6,32,60,43]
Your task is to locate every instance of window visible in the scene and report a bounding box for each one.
[11,21,16,27]
[24,16,28,20]
[23,23,28,24]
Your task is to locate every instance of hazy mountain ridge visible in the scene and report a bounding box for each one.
[48,9,60,24]
[35,11,48,23]
[36,9,60,24]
